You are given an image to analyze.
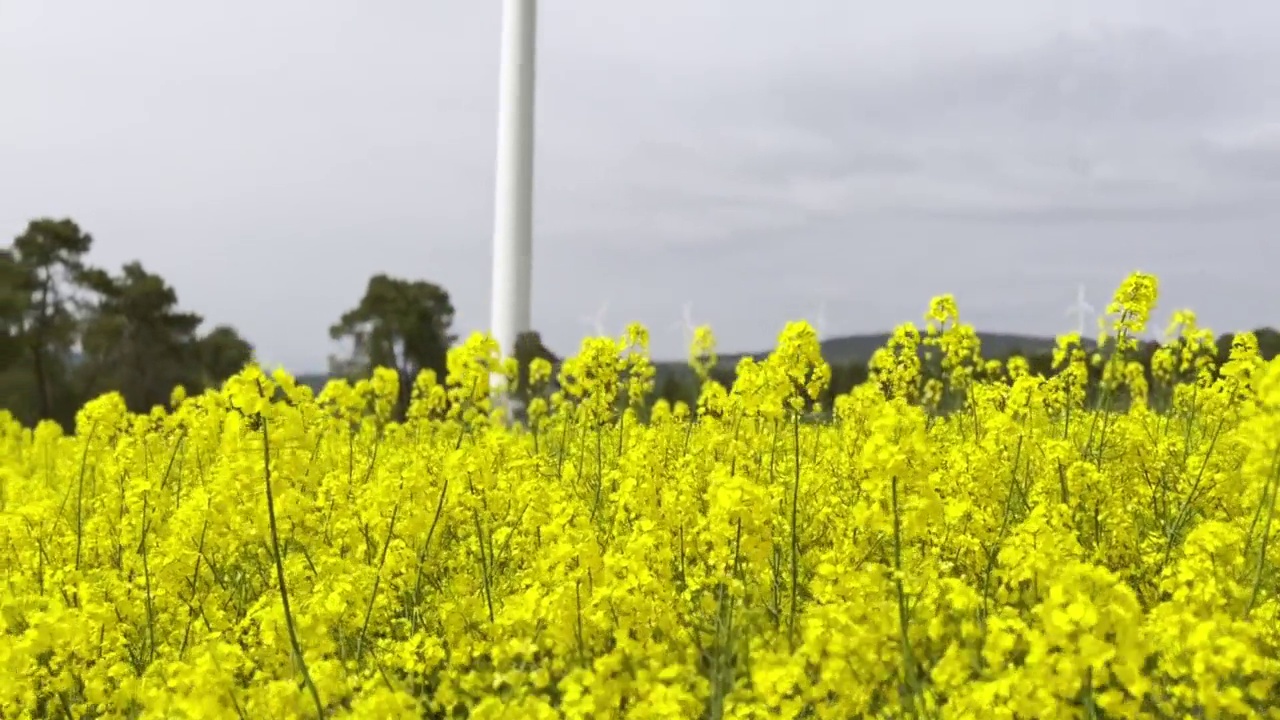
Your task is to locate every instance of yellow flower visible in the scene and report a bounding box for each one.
[3,271,1279,716]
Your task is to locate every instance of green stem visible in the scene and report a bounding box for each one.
[891,475,919,715]
[575,575,586,664]
[140,491,156,666]
[472,507,496,623]
[1245,446,1280,616]
[409,476,449,633]
[260,417,324,717]
[356,498,402,662]
[179,515,210,660]
[74,421,98,571]
[787,413,801,651]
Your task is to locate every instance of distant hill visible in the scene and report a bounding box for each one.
[281,326,1280,397]
[643,330,1098,387]
[296,373,329,394]
[292,331,1092,394]
[715,330,1095,369]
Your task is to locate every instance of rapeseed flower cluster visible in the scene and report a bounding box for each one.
[1,272,1279,718]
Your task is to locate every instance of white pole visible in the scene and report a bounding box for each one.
[489,0,537,412]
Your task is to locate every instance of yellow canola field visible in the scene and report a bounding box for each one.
[2,273,1279,719]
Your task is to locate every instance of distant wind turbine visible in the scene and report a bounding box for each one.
[1143,310,1164,344]
[669,302,697,355]
[812,299,829,340]
[580,301,609,338]
[1065,284,1095,338]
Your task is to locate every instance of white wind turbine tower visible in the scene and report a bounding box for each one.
[1066,283,1095,339]
[489,0,537,415]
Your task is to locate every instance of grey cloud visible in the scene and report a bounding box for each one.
[570,20,1280,304]
[688,31,1272,203]
[748,27,1276,136]
[1194,124,1280,185]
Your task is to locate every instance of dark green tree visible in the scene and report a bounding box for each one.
[652,368,698,408]
[0,219,95,425]
[195,325,254,389]
[511,330,559,403]
[78,262,207,412]
[0,248,27,372]
[1257,327,1280,359]
[329,274,457,416]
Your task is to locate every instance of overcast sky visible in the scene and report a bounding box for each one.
[3,1,1278,371]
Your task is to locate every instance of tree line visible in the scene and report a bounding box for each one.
[0,218,256,429]
[3,216,1278,429]
[0,217,559,430]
